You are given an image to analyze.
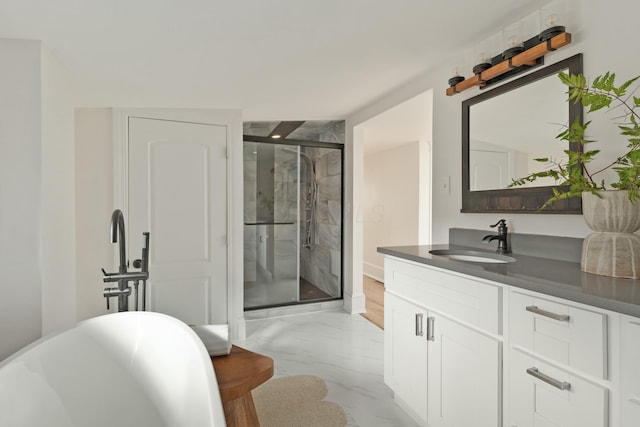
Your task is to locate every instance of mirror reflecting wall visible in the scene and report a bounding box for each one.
[462,54,583,213]
[470,73,568,191]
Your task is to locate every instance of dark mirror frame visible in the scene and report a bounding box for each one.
[461,53,583,214]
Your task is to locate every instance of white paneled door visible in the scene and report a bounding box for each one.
[128,117,228,325]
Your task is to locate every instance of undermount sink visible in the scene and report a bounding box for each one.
[429,249,517,264]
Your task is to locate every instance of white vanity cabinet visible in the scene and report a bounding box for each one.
[621,315,640,427]
[384,257,502,427]
[383,253,638,427]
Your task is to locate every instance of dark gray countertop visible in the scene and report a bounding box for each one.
[378,244,640,318]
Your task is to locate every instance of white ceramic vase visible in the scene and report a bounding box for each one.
[581,190,640,279]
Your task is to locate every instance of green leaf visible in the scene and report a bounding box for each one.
[617,75,640,96]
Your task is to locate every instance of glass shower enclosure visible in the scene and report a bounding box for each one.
[243,139,343,310]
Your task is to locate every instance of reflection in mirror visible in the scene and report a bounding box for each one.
[470,71,568,190]
[461,54,583,213]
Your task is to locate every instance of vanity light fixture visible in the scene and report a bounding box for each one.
[446,30,571,96]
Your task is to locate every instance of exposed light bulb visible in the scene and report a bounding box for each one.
[546,13,557,28]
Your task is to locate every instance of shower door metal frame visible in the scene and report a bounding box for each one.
[243,135,345,309]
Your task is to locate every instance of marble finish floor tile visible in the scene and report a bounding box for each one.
[235,310,420,427]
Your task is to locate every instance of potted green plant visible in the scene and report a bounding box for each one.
[511,70,640,278]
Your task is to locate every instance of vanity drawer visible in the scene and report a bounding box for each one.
[385,257,502,335]
[510,290,607,379]
[509,348,608,427]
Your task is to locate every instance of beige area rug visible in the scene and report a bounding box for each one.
[252,375,348,427]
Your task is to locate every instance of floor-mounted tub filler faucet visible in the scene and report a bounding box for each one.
[482,219,510,254]
[102,209,150,312]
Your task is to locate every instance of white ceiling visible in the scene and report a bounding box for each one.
[0,0,545,120]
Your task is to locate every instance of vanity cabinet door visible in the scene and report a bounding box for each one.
[427,314,502,427]
[509,349,608,427]
[621,316,640,427]
[384,293,429,425]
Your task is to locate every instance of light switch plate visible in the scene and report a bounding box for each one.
[438,176,451,195]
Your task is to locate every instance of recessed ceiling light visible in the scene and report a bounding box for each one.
[271,134,281,139]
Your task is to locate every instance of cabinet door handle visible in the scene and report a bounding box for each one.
[525,305,570,322]
[415,313,424,336]
[426,316,435,341]
[526,367,571,391]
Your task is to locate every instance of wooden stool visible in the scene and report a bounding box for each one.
[211,345,274,426]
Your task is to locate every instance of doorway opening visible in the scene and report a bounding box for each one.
[243,121,344,310]
[355,89,433,319]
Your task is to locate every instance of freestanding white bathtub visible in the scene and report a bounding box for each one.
[0,312,226,426]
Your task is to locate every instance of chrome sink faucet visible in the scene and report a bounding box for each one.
[482,219,510,254]
[102,209,150,312]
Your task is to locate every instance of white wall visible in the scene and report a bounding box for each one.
[75,109,113,321]
[0,39,79,359]
[363,142,420,281]
[40,45,77,335]
[348,0,637,247]
[0,40,43,360]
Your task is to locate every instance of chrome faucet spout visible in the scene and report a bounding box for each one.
[108,209,129,311]
[110,209,127,274]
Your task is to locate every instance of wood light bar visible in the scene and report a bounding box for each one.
[446,32,572,96]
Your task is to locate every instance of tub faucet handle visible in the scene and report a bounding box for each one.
[103,287,131,310]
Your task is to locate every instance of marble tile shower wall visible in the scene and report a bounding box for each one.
[300,147,342,297]
[317,120,345,144]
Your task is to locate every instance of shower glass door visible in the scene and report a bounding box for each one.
[244,142,300,308]
[243,137,344,311]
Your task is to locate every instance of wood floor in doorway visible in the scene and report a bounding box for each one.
[361,275,384,329]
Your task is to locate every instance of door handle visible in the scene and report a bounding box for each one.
[415,313,424,336]
[526,305,570,322]
[426,316,435,341]
[526,367,571,391]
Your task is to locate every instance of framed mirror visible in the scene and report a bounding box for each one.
[461,53,583,213]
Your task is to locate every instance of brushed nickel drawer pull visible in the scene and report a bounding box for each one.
[526,367,571,391]
[426,316,435,341]
[526,305,570,322]
[415,313,424,336]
